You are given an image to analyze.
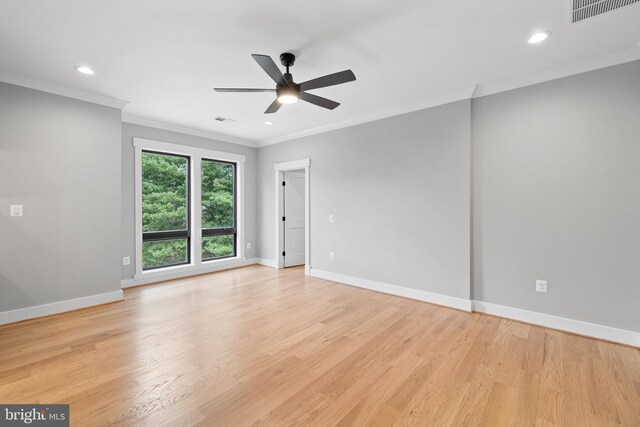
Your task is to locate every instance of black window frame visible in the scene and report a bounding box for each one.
[141,150,191,271]
[201,158,237,261]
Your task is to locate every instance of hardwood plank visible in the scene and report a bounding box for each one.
[0,265,638,426]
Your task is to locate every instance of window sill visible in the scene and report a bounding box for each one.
[134,256,246,282]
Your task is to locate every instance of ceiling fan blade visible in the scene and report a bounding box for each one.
[214,88,276,92]
[299,92,340,110]
[264,99,282,114]
[299,70,356,92]
[252,54,287,87]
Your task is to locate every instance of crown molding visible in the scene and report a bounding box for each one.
[0,69,129,109]
[473,46,640,98]
[258,48,640,147]
[121,114,259,148]
[3,47,638,149]
[258,87,477,147]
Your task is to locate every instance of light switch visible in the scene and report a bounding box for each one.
[536,280,547,293]
[10,205,23,217]
[329,214,334,224]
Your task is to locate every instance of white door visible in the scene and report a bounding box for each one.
[283,171,305,267]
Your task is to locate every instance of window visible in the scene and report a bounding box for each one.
[141,151,190,270]
[201,159,236,260]
[134,138,245,278]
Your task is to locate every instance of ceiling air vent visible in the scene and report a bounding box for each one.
[573,0,639,22]
[214,116,236,123]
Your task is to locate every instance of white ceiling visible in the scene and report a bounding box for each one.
[1,0,639,146]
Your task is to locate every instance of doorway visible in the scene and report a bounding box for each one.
[282,170,305,267]
[274,159,310,275]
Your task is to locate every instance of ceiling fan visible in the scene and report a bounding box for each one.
[214,53,356,114]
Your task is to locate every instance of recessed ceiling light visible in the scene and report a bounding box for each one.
[528,31,551,44]
[265,121,273,126]
[75,65,94,75]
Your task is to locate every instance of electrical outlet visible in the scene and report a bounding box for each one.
[329,214,334,224]
[246,242,251,250]
[123,256,130,266]
[536,280,547,293]
[10,205,23,217]
[329,251,335,260]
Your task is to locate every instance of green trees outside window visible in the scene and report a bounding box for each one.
[141,152,237,270]
[142,152,189,269]
[201,160,236,260]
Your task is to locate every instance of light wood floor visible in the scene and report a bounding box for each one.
[1,266,639,426]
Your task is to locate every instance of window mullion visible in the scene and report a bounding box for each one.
[201,228,236,237]
[143,230,189,241]
[192,156,202,266]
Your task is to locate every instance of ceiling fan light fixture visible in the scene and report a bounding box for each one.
[277,87,299,104]
[277,95,299,104]
[277,87,300,104]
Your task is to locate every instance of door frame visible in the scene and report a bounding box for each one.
[274,158,310,275]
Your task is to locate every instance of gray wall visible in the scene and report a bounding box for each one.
[258,100,471,299]
[0,82,122,311]
[3,59,637,334]
[472,60,640,331]
[121,123,259,279]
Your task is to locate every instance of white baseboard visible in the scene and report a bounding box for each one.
[309,268,472,312]
[473,301,640,348]
[257,258,277,268]
[307,268,638,347]
[121,258,260,289]
[0,290,123,326]
[6,267,633,348]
